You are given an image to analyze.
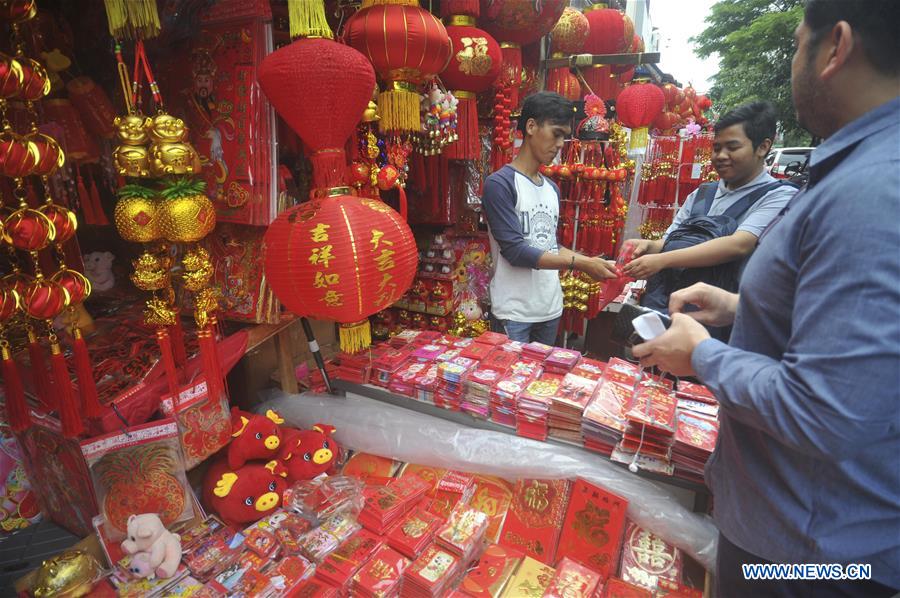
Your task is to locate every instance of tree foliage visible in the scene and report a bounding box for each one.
[692,0,810,145]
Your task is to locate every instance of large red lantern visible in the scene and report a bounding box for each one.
[480,0,567,108]
[345,2,451,133]
[617,79,666,149]
[441,15,502,160]
[547,7,588,102]
[259,34,418,352]
[583,3,629,98]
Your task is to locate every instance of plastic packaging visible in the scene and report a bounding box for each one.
[282,475,366,527]
[259,391,718,571]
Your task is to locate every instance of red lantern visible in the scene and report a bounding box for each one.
[611,13,636,74]
[550,7,589,55]
[26,132,64,176]
[23,278,69,321]
[661,83,683,111]
[617,80,665,149]
[42,99,101,162]
[3,208,55,251]
[583,3,627,54]
[66,76,118,140]
[547,67,581,101]
[480,0,566,108]
[584,64,619,101]
[14,58,50,101]
[652,110,680,134]
[440,0,480,18]
[441,17,502,160]
[0,53,23,98]
[345,3,451,133]
[39,203,77,243]
[259,36,418,352]
[697,95,713,111]
[52,269,91,306]
[0,287,19,322]
[0,0,36,22]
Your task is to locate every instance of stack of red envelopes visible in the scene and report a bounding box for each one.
[549,373,599,443]
[435,505,489,562]
[499,478,570,564]
[521,341,553,362]
[544,557,603,598]
[582,379,633,455]
[671,410,718,482]
[314,530,383,590]
[516,374,563,441]
[350,545,411,598]
[556,479,628,581]
[359,477,431,534]
[402,543,462,597]
[385,507,444,559]
[620,384,677,462]
[544,348,582,375]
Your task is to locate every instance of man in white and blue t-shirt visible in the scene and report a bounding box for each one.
[482,92,617,345]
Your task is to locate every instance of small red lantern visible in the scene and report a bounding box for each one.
[26,131,64,176]
[39,203,77,243]
[661,83,684,111]
[14,58,50,101]
[23,278,69,321]
[652,110,680,134]
[345,3,451,133]
[617,80,665,149]
[0,287,19,322]
[52,269,91,306]
[259,34,418,353]
[3,208,55,251]
[0,131,37,178]
[441,16,502,160]
[0,53,23,98]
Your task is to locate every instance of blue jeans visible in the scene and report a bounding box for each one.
[492,316,560,345]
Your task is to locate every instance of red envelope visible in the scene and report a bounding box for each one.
[499,479,571,564]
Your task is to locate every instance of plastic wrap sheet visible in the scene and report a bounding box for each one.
[259,391,718,571]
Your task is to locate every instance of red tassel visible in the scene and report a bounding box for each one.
[1,344,31,432]
[155,328,180,396]
[198,324,224,402]
[72,329,104,418]
[88,171,109,225]
[396,185,408,221]
[169,317,188,368]
[76,168,96,225]
[49,341,83,438]
[444,95,480,160]
[27,330,56,411]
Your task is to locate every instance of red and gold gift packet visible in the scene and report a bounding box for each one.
[351,545,411,597]
[499,479,570,564]
[458,544,524,597]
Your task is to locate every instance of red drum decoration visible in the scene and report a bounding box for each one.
[26,132,65,176]
[23,278,69,321]
[3,208,55,251]
[52,269,91,306]
[442,17,502,160]
[617,80,665,149]
[345,3,451,133]
[259,36,419,352]
[41,99,101,162]
[66,76,118,140]
[39,203,77,243]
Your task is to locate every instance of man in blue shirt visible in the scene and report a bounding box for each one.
[633,0,899,595]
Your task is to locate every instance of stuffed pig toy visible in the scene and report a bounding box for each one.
[120,513,181,579]
[202,457,288,528]
[277,424,341,483]
[227,408,284,469]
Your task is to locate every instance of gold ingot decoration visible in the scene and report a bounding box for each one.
[182,246,214,292]
[193,286,219,328]
[144,294,178,327]
[31,550,102,598]
[130,252,171,291]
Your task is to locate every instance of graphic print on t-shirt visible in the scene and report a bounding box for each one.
[521,202,557,251]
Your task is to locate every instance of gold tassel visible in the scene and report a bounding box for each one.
[361,0,420,7]
[378,88,421,133]
[629,127,649,150]
[288,0,334,39]
[339,320,372,354]
[104,0,161,39]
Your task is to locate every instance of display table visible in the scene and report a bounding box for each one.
[330,379,710,511]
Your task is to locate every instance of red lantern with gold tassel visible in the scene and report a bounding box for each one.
[441,14,502,160]
[617,79,665,149]
[259,24,418,353]
[344,1,451,134]
[547,7,590,101]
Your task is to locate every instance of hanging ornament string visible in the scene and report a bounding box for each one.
[136,39,163,110]
[114,41,133,114]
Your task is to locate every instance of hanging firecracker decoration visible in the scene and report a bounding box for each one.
[616,78,665,150]
[440,12,502,160]
[547,7,589,101]
[259,5,418,353]
[344,1,451,134]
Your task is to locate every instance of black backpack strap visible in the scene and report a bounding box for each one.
[690,182,719,217]
[722,180,797,220]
